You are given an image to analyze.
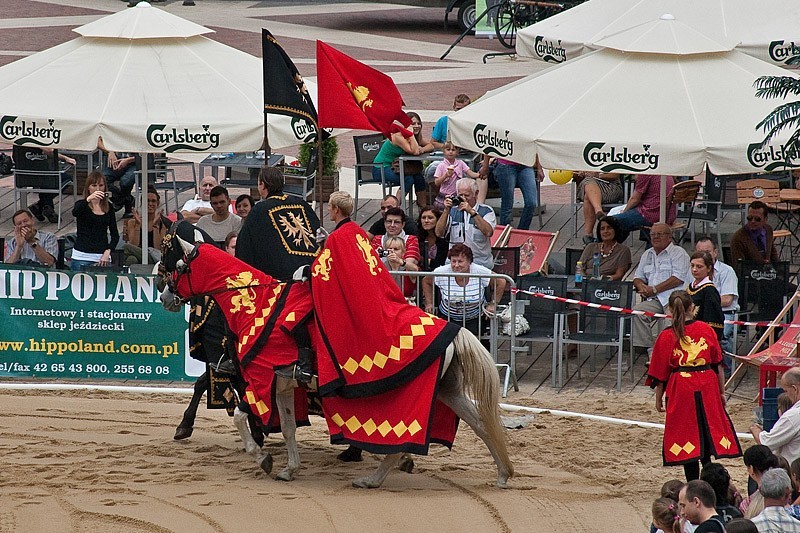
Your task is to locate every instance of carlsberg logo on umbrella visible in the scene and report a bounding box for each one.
[0,116,62,146]
[534,36,566,63]
[583,142,660,172]
[747,142,800,172]
[768,40,800,65]
[473,124,513,157]
[146,124,221,152]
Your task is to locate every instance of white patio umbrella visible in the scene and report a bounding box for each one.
[0,2,321,154]
[449,18,800,222]
[516,0,800,68]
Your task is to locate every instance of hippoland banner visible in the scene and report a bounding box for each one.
[0,266,193,381]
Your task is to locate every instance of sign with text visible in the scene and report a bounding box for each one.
[0,266,190,381]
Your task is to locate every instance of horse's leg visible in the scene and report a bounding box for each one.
[352,453,404,489]
[274,379,300,481]
[233,407,273,474]
[174,371,208,440]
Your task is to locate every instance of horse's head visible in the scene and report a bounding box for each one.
[158,220,216,312]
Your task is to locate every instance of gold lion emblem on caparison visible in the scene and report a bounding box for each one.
[346,81,373,112]
[356,234,380,276]
[226,271,257,315]
[313,248,332,281]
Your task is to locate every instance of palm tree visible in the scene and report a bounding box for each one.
[755,75,800,155]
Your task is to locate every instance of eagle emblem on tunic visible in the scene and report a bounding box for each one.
[268,204,317,256]
[346,82,373,111]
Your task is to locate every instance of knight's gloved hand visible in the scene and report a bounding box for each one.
[315,227,329,244]
[292,264,310,282]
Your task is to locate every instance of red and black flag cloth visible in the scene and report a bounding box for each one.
[262,28,327,142]
[316,40,411,138]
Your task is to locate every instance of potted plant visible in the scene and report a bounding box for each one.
[297,136,339,202]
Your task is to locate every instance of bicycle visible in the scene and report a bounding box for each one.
[494,0,581,49]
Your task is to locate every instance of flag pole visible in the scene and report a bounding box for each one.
[316,129,323,222]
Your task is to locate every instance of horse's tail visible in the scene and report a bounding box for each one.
[452,327,514,478]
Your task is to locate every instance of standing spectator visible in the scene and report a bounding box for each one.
[5,209,57,267]
[70,170,119,271]
[422,243,505,336]
[122,187,167,265]
[648,291,742,482]
[235,194,254,219]
[481,156,540,230]
[435,177,496,270]
[372,112,434,209]
[695,237,739,359]
[432,141,480,211]
[417,206,449,272]
[612,174,676,246]
[679,480,727,532]
[631,223,691,361]
[371,207,421,271]
[750,368,800,465]
[366,194,416,239]
[180,176,217,223]
[730,201,780,266]
[687,251,725,343]
[750,469,800,532]
[195,186,242,243]
[430,93,471,152]
[574,171,625,245]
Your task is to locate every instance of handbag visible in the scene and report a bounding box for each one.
[391,158,423,176]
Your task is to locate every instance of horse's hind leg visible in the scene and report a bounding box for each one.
[352,453,403,489]
[438,387,511,488]
[274,384,300,481]
[174,371,208,440]
[233,407,273,475]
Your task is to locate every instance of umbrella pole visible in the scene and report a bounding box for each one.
[660,174,667,223]
[140,153,148,266]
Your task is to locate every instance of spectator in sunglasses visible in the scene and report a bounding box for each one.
[729,201,779,266]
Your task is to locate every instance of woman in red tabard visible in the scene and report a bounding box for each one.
[647,290,742,482]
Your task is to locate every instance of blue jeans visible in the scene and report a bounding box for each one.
[70,258,98,271]
[494,162,537,230]
[611,208,651,245]
[374,165,426,194]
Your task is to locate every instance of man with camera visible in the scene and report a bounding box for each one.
[435,177,496,270]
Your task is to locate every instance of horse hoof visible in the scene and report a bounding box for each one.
[276,469,295,482]
[397,457,414,473]
[352,477,380,489]
[173,426,193,440]
[260,454,273,475]
[497,477,510,489]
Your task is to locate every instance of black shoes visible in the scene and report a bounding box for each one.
[29,203,45,222]
[274,364,313,384]
[41,205,57,224]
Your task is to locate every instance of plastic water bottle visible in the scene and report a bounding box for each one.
[592,251,601,279]
[575,261,584,286]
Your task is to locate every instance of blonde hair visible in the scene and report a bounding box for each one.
[383,236,406,253]
[329,191,354,217]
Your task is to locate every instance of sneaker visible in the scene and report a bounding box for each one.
[29,203,45,222]
[42,205,57,224]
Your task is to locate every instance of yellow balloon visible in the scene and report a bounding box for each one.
[549,169,573,185]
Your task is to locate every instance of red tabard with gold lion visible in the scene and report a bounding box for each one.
[648,320,742,466]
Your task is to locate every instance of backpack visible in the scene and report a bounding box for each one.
[0,153,13,175]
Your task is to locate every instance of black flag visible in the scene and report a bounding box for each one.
[262,28,327,142]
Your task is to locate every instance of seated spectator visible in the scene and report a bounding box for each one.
[432,141,480,211]
[235,194,254,219]
[380,236,416,298]
[5,208,58,267]
[574,171,624,245]
[195,185,242,243]
[741,445,779,519]
[612,174,676,246]
[701,463,744,523]
[435,177,497,270]
[750,368,800,466]
[372,112,434,208]
[750,468,800,532]
[97,136,147,219]
[366,194,416,239]
[19,146,76,225]
[180,176,217,223]
[70,170,119,271]
[422,243,505,337]
[578,215,632,281]
[417,205,449,272]
[730,201,780,266]
[371,207,420,271]
[224,232,237,256]
[122,187,167,266]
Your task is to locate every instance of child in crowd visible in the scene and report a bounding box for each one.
[652,497,683,533]
[380,236,416,298]
[432,141,480,211]
[778,392,794,417]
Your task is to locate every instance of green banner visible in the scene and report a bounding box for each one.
[0,266,191,381]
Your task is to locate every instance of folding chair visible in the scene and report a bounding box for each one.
[353,133,389,219]
[737,260,791,325]
[668,179,701,244]
[152,154,198,213]
[559,279,634,391]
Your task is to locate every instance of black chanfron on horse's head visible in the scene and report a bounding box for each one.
[160,220,215,274]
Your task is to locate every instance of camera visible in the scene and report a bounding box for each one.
[104,192,112,198]
[447,194,464,205]
[377,248,390,258]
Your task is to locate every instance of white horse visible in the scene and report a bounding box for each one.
[160,223,513,488]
